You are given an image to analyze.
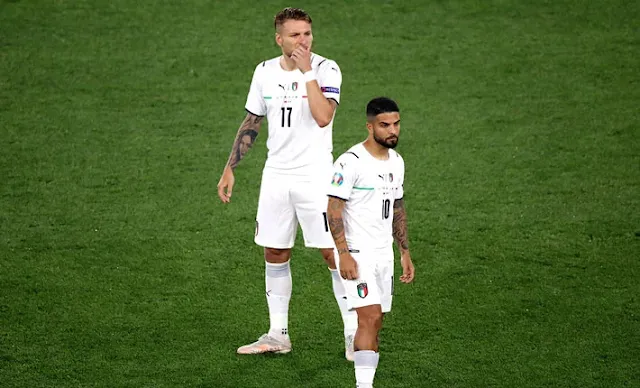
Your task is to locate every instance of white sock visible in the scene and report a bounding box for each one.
[330,268,358,338]
[354,350,379,388]
[265,261,292,340]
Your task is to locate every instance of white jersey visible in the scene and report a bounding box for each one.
[327,143,405,250]
[244,53,342,175]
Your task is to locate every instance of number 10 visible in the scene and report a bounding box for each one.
[382,199,391,219]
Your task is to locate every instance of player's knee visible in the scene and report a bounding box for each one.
[264,247,291,263]
[319,248,335,268]
[358,308,383,331]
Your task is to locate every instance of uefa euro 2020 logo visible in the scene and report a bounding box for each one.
[331,172,344,187]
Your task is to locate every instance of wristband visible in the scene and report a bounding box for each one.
[303,70,316,83]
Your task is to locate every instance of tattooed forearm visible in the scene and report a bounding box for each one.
[225,113,263,170]
[392,198,410,252]
[327,196,349,254]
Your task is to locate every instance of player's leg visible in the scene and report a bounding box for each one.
[354,305,383,351]
[322,247,357,361]
[237,170,297,355]
[264,247,292,342]
[352,249,394,387]
[292,182,358,358]
[339,250,383,388]
[353,304,383,388]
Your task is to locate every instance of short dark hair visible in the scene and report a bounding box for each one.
[366,97,400,119]
[274,7,312,31]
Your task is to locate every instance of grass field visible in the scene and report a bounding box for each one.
[1,0,639,387]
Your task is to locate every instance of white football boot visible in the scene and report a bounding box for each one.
[237,334,292,355]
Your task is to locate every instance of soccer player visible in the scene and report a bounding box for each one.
[326,97,415,387]
[216,7,358,358]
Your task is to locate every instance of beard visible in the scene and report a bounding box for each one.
[374,133,399,149]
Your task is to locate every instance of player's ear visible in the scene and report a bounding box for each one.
[366,121,374,134]
[275,32,282,47]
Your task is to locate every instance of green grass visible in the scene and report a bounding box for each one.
[1,0,639,387]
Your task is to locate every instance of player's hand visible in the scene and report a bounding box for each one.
[400,253,415,283]
[339,252,358,280]
[217,166,235,203]
[291,44,312,74]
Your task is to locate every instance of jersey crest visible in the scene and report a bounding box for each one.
[357,282,368,298]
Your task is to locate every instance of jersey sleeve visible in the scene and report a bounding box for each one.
[244,63,267,116]
[395,155,405,200]
[327,153,357,200]
[316,60,342,104]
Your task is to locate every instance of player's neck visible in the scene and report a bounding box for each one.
[279,55,298,72]
[363,138,390,160]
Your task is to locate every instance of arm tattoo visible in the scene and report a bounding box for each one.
[225,113,263,170]
[327,197,349,254]
[392,198,410,252]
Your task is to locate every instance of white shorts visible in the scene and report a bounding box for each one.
[254,166,334,249]
[335,246,395,313]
